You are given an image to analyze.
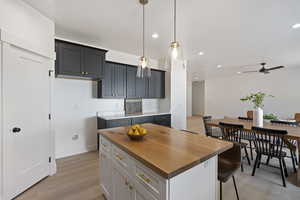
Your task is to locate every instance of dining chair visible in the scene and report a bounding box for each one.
[295,113,300,123]
[238,117,255,160]
[219,122,251,172]
[218,142,241,200]
[270,120,298,173]
[251,127,288,187]
[247,110,254,119]
[203,116,222,138]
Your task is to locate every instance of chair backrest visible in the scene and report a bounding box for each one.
[219,142,241,167]
[202,116,212,137]
[251,127,287,157]
[295,113,300,123]
[271,120,299,126]
[247,111,254,119]
[219,122,244,142]
[238,116,253,121]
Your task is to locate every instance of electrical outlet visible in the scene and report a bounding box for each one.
[72,134,79,140]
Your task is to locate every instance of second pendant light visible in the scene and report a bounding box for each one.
[137,0,151,78]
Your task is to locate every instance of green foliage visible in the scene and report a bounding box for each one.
[263,113,278,120]
[240,92,274,109]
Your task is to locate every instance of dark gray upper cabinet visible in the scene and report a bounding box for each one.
[98,62,165,99]
[148,70,165,98]
[98,62,126,98]
[126,66,149,99]
[55,40,107,80]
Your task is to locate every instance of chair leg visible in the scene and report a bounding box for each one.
[294,151,299,165]
[220,181,222,200]
[266,155,271,165]
[257,154,262,168]
[244,146,251,165]
[232,176,240,200]
[241,162,244,172]
[279,158,286,187]
[282,158,288,178]
[290,149,297,173]
[252,154,259,176]
[249,140,254,160]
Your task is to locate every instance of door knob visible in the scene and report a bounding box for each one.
[12,127,21,133]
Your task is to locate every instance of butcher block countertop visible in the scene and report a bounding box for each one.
[98,123,233,178]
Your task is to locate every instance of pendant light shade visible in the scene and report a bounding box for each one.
[166,0,184,68]
[137,0,151,78]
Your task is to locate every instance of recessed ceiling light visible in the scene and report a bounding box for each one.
[237,71,242,74]
[198,52,204,56]
[152,33,159,39]
[217,65,222,68]
[292,24,300,29]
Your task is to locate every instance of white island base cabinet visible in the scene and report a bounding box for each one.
[99,135,217,200]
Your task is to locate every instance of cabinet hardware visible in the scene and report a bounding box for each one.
[115,154,124,161]
[129,185,134,191]
[12,127,21,133]
[81,72,85,75]
[137,173,151,183]
[85,72,89,75]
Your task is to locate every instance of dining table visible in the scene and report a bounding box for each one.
[206,118,300,187]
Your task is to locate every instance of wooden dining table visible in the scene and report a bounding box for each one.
[206,118,300,187]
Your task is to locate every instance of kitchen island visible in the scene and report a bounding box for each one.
[98,124,232,200]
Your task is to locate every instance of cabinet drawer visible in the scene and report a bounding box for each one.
[135,163,163,198]
[132,116,154,124]
[112,145,133,173]
[154,115,171,127]
[106,118,132,128]
[100,136,111,153]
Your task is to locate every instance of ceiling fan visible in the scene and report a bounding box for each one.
[240,63,285,74]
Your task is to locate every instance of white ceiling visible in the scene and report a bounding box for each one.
[24,0,300,80]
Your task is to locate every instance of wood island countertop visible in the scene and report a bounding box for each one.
[98,123,233,179]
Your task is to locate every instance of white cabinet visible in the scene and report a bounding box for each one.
[100,151,112,199]
[112,166,134,200]
[99,135,217,200]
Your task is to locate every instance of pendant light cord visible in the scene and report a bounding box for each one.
[143,4,145,57]
[174,0,176,42]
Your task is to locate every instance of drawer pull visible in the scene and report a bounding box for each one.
[115,154,124,161]
[137,173,151,184]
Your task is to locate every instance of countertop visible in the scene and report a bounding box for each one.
[98,123,233,179]
[97,112,170,120]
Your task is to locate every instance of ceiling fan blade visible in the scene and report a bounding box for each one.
[242,70,259,74]
[266,66,284,71]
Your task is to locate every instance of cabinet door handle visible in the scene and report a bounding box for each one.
[137,173,151,184]
[81,72,85,75]
[85,72,89,75]
[115,154,124,161]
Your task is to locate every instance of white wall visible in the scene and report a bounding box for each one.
[187,80,192,117]
[53,37,167,158]
[192,81,205,116]
[205,68,300,119]
[171,60,187,130]
[0,0,54,58]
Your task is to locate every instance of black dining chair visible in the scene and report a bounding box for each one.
[218,142,241,200]
[270,120,298,173]
[219,122,251,172]
[238,117,255,160]
[251,126,288,187]
[203,116,222,138]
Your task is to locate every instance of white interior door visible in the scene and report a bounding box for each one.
[2,43,51,199]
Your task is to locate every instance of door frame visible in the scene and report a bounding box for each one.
[0,29,56,199]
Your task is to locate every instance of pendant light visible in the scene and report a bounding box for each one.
[137,0,151,78]
[169,0,183,61]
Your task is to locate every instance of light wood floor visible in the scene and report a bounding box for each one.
[16,116,300,200]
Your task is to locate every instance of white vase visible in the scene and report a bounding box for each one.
[253,107,263,127]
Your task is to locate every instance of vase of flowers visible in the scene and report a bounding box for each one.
[240,92,274,127]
